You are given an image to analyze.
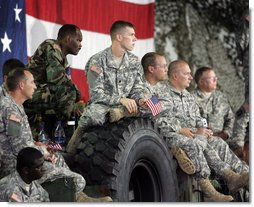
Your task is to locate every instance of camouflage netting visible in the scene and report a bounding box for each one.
[155,0,249,112]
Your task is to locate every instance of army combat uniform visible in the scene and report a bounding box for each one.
[0,84,7,100]
[0,171,49,202]
[79,47,144,128]
[24,39,80,139]
[231,18,250,150]
[0,94,86,194]
[153,83,247,179]
[66,47,145,154]
[192,89,248,173]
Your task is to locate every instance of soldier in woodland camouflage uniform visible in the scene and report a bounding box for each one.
[153,60,248,202]
[24,24,82,140]
[192,67,248,173]
[0,68,112,202]
[66,21,145,155]
[0,147,49,202]
[230,10,250,160]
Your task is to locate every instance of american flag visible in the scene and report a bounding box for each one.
[47,143,63,151]
[146,95,162,116]
[0,0,155,103]
[0,0,27,81]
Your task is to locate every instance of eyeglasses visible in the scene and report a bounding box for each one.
[202,76,218,81]
[153,64,168,69]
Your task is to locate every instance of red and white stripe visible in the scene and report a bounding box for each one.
[25,0,155,102]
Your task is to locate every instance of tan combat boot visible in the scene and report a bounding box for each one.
[198,178,234,202]
[76,191,113,202]
[109,108,138,123]
[66,126,84,155]
[223,169,249,194]
[171,147,196,175]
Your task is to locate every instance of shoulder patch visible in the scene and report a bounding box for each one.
[9,114,21,123]
[90,65,103,75]
[10,192,22,202]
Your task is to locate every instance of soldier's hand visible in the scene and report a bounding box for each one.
[196,128,213,138]
[242,102,249,113]
[213,131,229,140]
[120,98,138,113]
[180,128,194,138]
[138,98,148,108]
[73,100,86,116]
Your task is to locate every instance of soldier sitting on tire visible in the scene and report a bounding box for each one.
[66,20,145,155]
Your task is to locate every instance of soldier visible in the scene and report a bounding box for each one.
[0,147,49,202]
[24,24,82,140]
[0,58,25,98]
[153,60,248,202]
[230,9,250,161]
[139,52,195,175]
[66,20,145,155]
[0,68,112,202]
[192,66,248,173]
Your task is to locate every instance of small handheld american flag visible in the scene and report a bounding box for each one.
[47,143,63,151]
[146,95,162,116]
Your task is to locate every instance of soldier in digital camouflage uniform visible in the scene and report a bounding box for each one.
[0,58,25,99]
[0,147,49,202]
[24,24,82,140]
[66,20,145,155]
[153,60,248,202]
[192,67,248,173]
[139,52,196,175]
[230,10,250,160]
[0,68,112,202]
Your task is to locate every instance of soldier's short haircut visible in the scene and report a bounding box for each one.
[57,24,80,40]
[2,58,25,78]
[141,52,163,74]
[110,20,134,40]
[16,147,43,172]
[168,60,188,78]
[6,67,28,92]
[194,66,213,84]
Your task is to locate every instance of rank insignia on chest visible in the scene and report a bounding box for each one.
[90,65,103,75]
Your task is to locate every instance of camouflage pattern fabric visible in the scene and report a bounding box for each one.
[0,171,49,202]
[208,136,248,173]
[0,95,85,194]
[25,39,80,120]
[192,88,248,172]
[79,47,144,128]
[0,84,7,100]
[230,112,249,149]
[231,12,250,149]
[192,89,235,138]
[153,82,247,179]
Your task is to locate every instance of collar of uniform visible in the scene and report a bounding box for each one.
[169,83,189,97]
[14,171,32,195]
[106,47,129,69]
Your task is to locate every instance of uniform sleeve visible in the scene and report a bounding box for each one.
[223,96,235,137]
[128,63,146,101]
[154,110,182,136]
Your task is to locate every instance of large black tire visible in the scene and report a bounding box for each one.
[73,118,179,202]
